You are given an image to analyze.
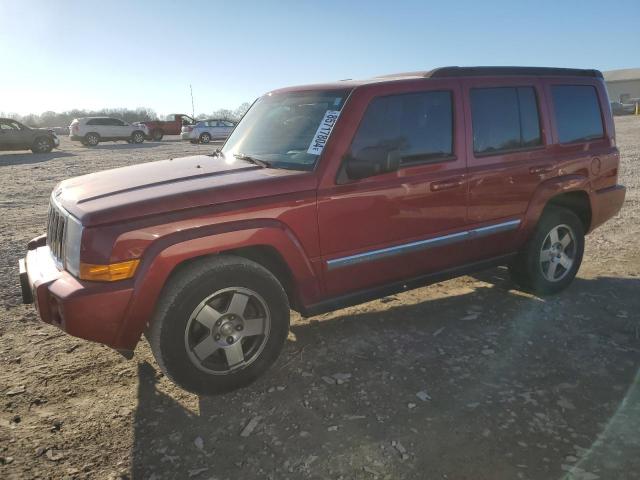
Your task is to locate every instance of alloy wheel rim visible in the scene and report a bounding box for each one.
[202,135,210,143]
[37,139,49,151]
[184,287,271,375]
[539,224,576,282]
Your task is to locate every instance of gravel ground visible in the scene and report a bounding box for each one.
[0,120,639,480]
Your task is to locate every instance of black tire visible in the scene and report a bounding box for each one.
[152,129,163,141]
[31,136,53,153]
[84,133,100,147]
[146,255,290,395]
[199,132,211,144]
[510,206,584,295]
[132,131,145,144]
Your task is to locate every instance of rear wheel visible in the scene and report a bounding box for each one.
[132,131,145,144]
[84,133,100,147]
[152,129,163,141]
[199,132,211,144]
[147,256,290,395]
[31,136,53,153]
[510,206,584,295]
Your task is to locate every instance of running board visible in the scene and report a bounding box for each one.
[301,253,516,317]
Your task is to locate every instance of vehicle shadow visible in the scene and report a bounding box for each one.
[86,143,162,150]
[0,150,75,167]
[131,272,640,479]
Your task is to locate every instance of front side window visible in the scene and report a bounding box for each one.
[471,87,542,155]
[349,90,454,166]
[0,121,18,130]
[551,85,604,144]
[221,89,350,171]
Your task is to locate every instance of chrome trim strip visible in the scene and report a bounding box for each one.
[326,219,521,270]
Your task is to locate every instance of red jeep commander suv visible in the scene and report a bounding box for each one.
[20,67,625,395]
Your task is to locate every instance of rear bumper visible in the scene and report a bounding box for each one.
[590,184,626,231]
[20,243,134,350]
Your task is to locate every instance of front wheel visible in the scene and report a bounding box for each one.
[146,256,290,395]
[510,206,584,295]
[199,132,211,144]
[132,131,145,144]
[32,136,53,153]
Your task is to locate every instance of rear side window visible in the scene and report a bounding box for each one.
[551,85,604,144]
[350,90,453,165]
[471,87,542,155]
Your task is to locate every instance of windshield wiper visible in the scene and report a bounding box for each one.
[234,153,271,168]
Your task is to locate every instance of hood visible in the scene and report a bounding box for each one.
[56,154,314,226]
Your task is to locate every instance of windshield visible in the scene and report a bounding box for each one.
[221,89,351,171]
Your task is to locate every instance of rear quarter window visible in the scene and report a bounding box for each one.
[551,85,604,144]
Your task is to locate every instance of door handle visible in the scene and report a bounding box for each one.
[529,164,553,175]
[431,177,464,192]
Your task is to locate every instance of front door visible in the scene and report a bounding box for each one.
[317,82,469,298]
[0,119,29,149]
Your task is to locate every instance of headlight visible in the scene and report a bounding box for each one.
[64,214,83,276]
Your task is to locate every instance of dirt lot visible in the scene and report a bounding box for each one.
[1,121,639,480]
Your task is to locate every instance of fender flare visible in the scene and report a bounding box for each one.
[114,221,321,349]
[518,174,592,241]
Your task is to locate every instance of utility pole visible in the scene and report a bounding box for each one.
[190,84,195,119]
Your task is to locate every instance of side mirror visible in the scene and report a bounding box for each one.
[344,149,401,181]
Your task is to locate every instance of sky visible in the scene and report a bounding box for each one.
[1,0,639,117]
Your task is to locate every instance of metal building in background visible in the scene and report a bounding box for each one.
[604,68,640,103]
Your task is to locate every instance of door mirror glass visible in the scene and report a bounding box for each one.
[344,149,401,181]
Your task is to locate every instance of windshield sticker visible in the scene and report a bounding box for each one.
[307,110,341,155]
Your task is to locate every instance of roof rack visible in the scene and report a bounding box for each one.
[426,66,603,79]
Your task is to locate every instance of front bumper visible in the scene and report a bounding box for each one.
[20,242,134,349]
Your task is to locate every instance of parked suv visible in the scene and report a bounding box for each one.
[0,118,59,153]
[181,119,236,144]
[20,67,625,395]
[69,117,149,146]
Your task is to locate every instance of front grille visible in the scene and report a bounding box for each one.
[46,200,67,265]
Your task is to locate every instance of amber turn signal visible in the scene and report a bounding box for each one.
[79,259,140,281]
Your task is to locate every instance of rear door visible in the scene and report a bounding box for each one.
[462,78,552,259]
[317,81,469,297]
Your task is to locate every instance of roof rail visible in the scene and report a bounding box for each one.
[426,66,603,79]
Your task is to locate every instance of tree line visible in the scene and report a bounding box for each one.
[1,102,252,128]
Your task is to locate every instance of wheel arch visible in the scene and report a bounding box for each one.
[114,224,321,350]
[519,174,593,242]
[545,190,592,233]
